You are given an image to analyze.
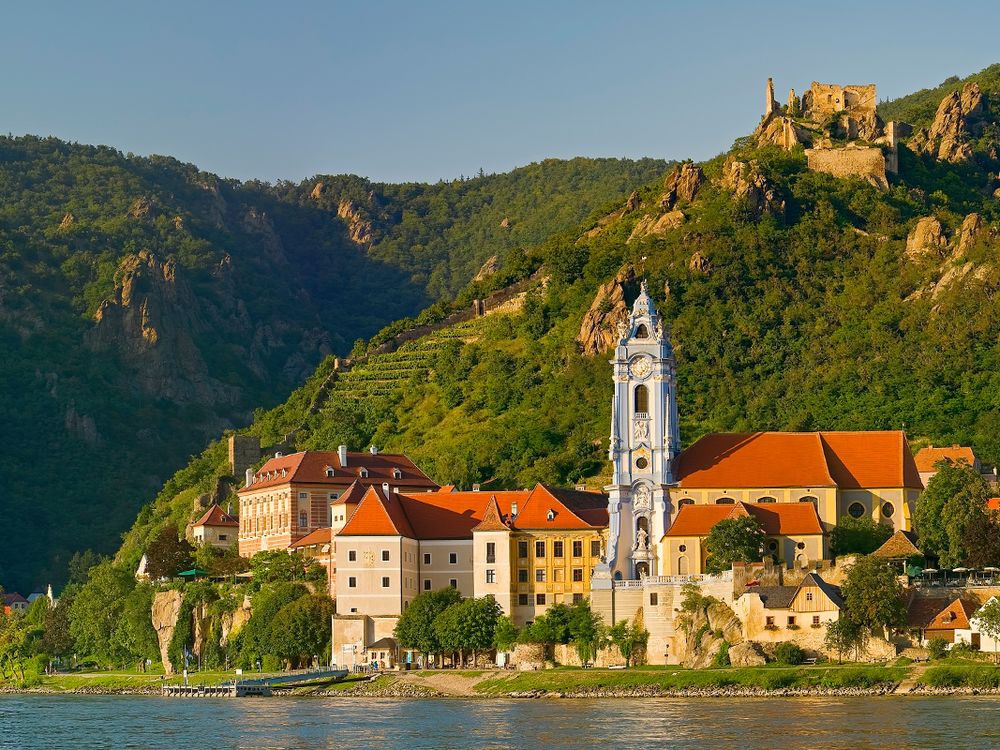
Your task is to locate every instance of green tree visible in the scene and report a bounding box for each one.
[68,562,136,666]
[0,613,31,682]
[773,641,805,665]
[974,598,1000,663]
[248,550,323,585]
[567,598,606,664]
[269,594,335,668]
[829,516,893,556]
[144,526,194,579]
[393,588,463,661]
[432,596,502,665]
[823,618,869,663]
[609,615,648,667]
[67,550,105,587]
[704,516,766,573]
[236,582,309,668]
[40,595,76,659]
[840,556,906,639]
[915,462,990,563]
[493,615,519,652]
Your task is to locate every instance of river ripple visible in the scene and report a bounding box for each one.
[2,695,1000,749]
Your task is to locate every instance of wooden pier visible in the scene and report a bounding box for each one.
[162,668,348,698]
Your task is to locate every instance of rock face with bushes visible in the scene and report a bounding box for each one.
[151,590,183,674]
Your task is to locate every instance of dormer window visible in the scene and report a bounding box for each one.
[635,324,649,339]
[393,468,402,480]
[546,509,555,521]
[360,467,369,478]
[325,466,335,478]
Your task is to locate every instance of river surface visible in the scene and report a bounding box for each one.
[3,695,1000,749]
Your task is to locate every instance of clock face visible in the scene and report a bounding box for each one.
[629,355,653,379]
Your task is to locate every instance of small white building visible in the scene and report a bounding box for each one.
[954,597,997,651]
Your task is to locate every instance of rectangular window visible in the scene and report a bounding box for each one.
[765,616,774,626]
[348,577,357,588]
[449,579,457,589]
[813,615,821,626]
[650,593,658,606]
[535,569,546,583]
[591,540,601,557]
[572,568,583,582]
[348,550,357,562]
[449,552,458,564]
[423,579,431,591]
[486,542,496,564]
[381,550,390,562]
[298,511,308,527]
[806,592,813,601]
[381,577,390,588]
[536,593,546,605]
[518,594,529,606]
[518,541,529,559]
[553,568,564,583]
[518,569,528,583]
[573,593,584,604]
[486,569,496,584]
[218,534,227,541]
[553,541,564,558]
[572,540,583,558]
[423,553,431,565]
[535,541,546,558]
[787,616,796,627]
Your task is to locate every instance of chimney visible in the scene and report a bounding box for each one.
[511,502,518,517]
[369,445,378,455]
[338,445,348,466]
[275,451,283,458]
[382,482,390,494]
[245,468,253,487]
[472,483,481,492]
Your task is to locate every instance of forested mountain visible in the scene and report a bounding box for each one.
[123,63,1000,574]
[0,138,666,591]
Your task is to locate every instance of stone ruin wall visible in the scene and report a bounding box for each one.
[805,145,889,190]
[803,82,877,119]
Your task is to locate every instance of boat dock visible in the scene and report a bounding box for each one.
[162,668,349,698]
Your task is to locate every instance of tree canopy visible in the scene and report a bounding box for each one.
[704,516,766,573]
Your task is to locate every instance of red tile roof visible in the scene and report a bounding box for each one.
[332,480,368,506]
[193,504,238,528]
[336,485,608,540]
[472,496,510,532]
[289,527,332,549]
[238,450,438,493]
[914,445,977,473]
[664,501,824,537]
[909,596,978,631]
[988,498,1000,512]
[677,431,922,490]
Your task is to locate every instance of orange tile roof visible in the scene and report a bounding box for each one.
[914,445,977,473]
[988,498,1000,512]
[336,485,607,540]
[677,431,922,490]
[664,501,823,538]
[289,527,332,549]
[193,504,238,528]
[238,450,438,493]
[909,597,979,631]
[332,480,368,506]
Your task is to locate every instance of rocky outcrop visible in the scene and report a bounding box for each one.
[910,82,986,163]
[728,641,767,667]
[128,197,157,221]
[88,251,241,406]
[956,212,986,254]
[576,266,635,356]
[64,403,99,446]
[58,212,74,230]
[220,596,252,646]
[473,255,500,282]
[499,217,511,229]
[660,163,704,209]
[151,590,183,674]
[719,157,783,218]
[688,250,711,274]
[627,210,684,242]
[309,181,325,200]
[337,200,374,245]
[755,114,811,151]
[905,217,947,260]
[624,191,641,213]
[679,599,744,668]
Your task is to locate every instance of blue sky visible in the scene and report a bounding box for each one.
[3,1,998,183]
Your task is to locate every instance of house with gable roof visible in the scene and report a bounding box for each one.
[191,504,239,550]
[734,571,844,643]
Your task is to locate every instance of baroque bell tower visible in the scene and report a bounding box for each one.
[603,280,680,580]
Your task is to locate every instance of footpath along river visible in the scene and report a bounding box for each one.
[2,694,1000,749]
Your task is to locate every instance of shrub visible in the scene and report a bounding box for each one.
[927,638,949,660]
[774,641,805,665]
[712,641,731,668]
[760,671,796,690]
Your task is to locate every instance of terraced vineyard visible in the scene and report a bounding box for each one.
[327,315,497,402]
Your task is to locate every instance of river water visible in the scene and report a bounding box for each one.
[2,695,1000,749]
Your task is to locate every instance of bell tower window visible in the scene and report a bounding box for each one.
[634,385,649,413]
[635,324,649,339]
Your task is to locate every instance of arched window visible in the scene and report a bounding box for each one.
[635,324,649,339]
[634,385,649,413]
[637,516,649,534]
[799,496,818,505]
[677,556,689,575]
[715,497,735,505]
[757,496,777,504]
[678,498,695,508]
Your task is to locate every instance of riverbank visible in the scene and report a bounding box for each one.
[9,662,1000,698]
